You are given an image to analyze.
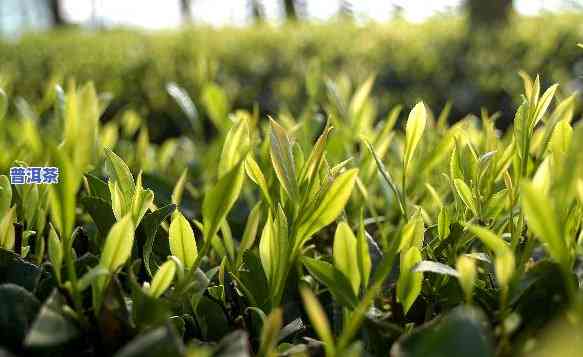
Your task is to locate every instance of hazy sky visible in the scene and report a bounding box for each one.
[1,0,578,36]
[60,0,577,28]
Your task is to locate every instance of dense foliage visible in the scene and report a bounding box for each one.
[1,15,582,140]
[0,41,583,357]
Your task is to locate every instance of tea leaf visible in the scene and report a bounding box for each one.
[412,260,458,277]
[202,160,245,241]
[296,168,358,241]
[333,222,360,294]
[219,115,250,177]
[357,214,372,289]
[269,118,299,201]
[0,175,12,216]
[169,210,198,269]
[171,168,188,206]
[302,257,358,309]
[148,260,177,298]
[404,102,427,172]
[47,224,63,283]
[202,83,230,130]
[245,156,273,207]
[105,148,135,202]
[397,246,423,314]
[454,178,478,216]
[300,288,335,356]
[257,308,283,357]
[520,182,566,266]
[100,215,135,272]
[456,256,476,303]
[0,207,16,250]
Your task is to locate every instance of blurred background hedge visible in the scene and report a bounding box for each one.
[1,14,582,141]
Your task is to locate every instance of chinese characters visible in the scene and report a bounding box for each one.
[9,167,59,185]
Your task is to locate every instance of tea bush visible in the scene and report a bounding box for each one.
[1,14,582,140]
[0,52,583,356]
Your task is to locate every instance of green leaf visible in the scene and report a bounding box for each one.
[0,207,16,250]
[169,210,198,270]
[171,168,188,206]
[239,202,262,253]
[302,257,358,309]
[465,224,509,257]
[0,249,42,291]
[299,126,332,185]
[24,290,79,348]
[300,288,335,356]
[257,308,283,357]
[397,247,423,314]
[85,174,111,203]
[0,175,12,216]
[259,208,288,295]
[269,118,299,201]
[49,147,82,241]
[412,261,458,277]
[131,173,154,226]
[0,284,41,351]
[357,214,372,289]
[456,256,476,303]
[105,148,135,204]
[438,207,450,240]
[76,265,110,292]
[202,161,245,242]
[142,204,176,277]
[245,156,273,207]
[520,182,567,267]
[453,179,478,216]
[201,83,230,131]
[81,196,116,238]
[333,222,360,294]
[296,168,358,241]
[465,224,514,288]
[147,260,176,298]
[391,306,494,357]
[113,325,184,357]
[100,215,135,273]
[47,224,63,283]
[399,212,424,253]
[219,115,250,177]
[531,84,559,131]
[403,102,427,172]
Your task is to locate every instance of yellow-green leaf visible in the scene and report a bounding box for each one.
[521,182,567,267]
[148,260,177,298]
[171,168,188,206]
[202,161,245,241]
[397,246,423,314]
[333,222,360,294]
[300,288,335,356]
[245,156,273,207]
[169,210,198,269]
[296,168,358,241]
[403,102,426,171]
[269,118,299,201]
[0,175,12,216]
[100,215,135,272]
[456,255,476,303]
[0,207,16,250]
[454,178,478,216]
[47,224,63,283]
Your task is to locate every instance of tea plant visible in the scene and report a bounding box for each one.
[0,65,582,357]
